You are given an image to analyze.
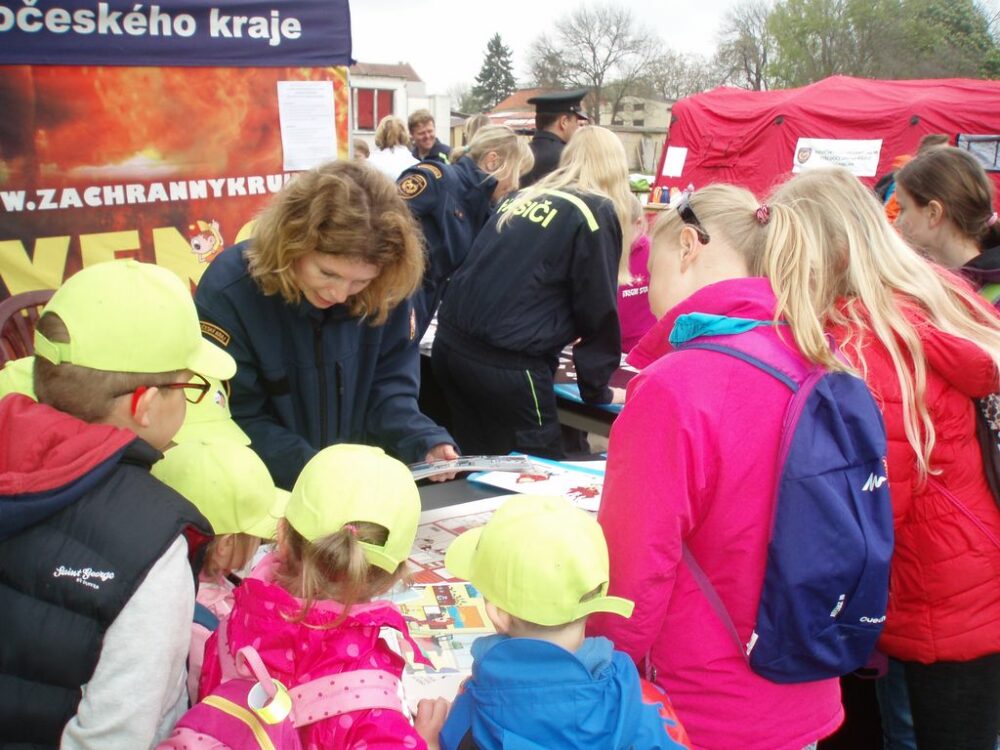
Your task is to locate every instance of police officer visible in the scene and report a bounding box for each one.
[409,109,452,163]
[431,126,630,459]
[398,125,534,337]
[520,88,590,188]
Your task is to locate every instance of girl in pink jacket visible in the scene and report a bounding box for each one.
[589,185,843,750]
[589,186,843,750]
[197,445,448,750]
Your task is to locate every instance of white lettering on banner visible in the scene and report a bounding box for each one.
[0,2,302,44]
[0,173,296,213]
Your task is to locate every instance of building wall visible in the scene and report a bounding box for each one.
[350,73,451,154]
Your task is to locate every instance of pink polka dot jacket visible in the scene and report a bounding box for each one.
[198,554,431,750]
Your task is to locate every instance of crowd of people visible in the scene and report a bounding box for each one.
[1,89,999,750]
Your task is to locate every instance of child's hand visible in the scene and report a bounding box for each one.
[610,387,627,405]
[414,697,450,750]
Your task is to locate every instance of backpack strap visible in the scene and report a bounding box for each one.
[290,670,405,728]
[193,602,220,632]
[676,337,810,662]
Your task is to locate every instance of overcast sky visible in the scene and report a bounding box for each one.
[349,0,743,94]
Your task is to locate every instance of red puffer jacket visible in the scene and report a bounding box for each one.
[832,301,1000,664]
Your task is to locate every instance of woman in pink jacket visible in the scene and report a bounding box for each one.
[589,185,844,750]
[764,168,1000,750]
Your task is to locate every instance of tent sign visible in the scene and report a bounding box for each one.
[792,138,883,177]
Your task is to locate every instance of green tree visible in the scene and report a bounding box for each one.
[768,0,1000,85]
[471,34,518,112]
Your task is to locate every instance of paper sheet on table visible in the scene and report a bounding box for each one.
[468,456,604,512]
[277,80,337,171]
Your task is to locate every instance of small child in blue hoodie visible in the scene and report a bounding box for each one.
[439,495,691,750]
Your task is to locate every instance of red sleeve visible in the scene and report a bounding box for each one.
[913,318,999,398]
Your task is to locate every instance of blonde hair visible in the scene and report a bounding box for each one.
[246,161,424,325]
[763,167,1000,476]
[33,312,184,421]
[374,115,410,150]
[649,183,776,278]
[463,113,490,144]
[498,126,634,281]
[202,532,261,579]
[449,124,534,194]
[276,520,409,627]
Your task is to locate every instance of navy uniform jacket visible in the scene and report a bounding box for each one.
[194,244,454,489]
[411,138,452,164]
[437,188,622,404]
[521,131,565,188]
[399,156,498,335]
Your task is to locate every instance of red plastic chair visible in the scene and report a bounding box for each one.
[0,289,54,366]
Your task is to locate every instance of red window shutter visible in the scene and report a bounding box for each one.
[377,90,394,120]
[357,89,375,130]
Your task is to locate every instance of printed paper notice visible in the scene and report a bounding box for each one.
[792,138,883,177]
[662,146,688,177]
[277,81,337,171]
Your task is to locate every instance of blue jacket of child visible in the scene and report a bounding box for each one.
[440,634,688,750]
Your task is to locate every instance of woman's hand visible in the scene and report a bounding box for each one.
[414,697,451,750]
[425,443,460,482]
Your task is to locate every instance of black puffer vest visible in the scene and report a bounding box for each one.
[0,440,211,749]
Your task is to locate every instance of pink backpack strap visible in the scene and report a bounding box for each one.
[216,615,240,681]
[290,670,404,728]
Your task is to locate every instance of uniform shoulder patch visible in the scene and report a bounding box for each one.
[398,173,429,200]
[418,163,444,180]
[200,321,231,348]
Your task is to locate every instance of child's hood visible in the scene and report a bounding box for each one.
[456,635,665,748]
[0,394,137,540]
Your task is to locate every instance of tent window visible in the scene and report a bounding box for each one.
[957,134,1000,172]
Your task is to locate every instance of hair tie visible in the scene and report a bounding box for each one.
[988,211,998,228]
[755,204,771,225]
[343,524,358,537]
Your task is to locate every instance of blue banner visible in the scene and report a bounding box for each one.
[0,0,352,67]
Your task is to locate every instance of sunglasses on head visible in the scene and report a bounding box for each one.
[674,191,711,245]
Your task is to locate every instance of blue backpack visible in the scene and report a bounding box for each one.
[680,329,894,683]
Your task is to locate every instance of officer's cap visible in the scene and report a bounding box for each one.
[527,89,590,120]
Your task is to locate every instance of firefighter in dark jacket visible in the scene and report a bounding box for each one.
[431,126,632,459]
[521,88,590,188]
[195,161,457,490]
[398,124,534,337]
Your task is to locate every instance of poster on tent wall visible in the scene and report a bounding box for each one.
[0,0,352,300]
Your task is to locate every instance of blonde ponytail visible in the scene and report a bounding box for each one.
[277,521,408,626]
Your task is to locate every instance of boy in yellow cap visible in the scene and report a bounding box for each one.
[439,496,690,750]
[0,260,236,748]
[152,441,288,703]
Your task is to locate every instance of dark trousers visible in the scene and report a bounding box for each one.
[431,335,564,459]
[902,653,1000,750]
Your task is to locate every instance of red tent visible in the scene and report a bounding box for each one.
[654,76,1000,203]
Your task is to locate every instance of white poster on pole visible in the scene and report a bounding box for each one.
[792,138,883,177]
[277,81,337,172]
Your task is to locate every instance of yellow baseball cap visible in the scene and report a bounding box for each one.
[152,441,288,538]
[34,260,235,379]
[173,375,250,445]
[285,444,420,573]
[445,495,634,627]
[0,356,35,400]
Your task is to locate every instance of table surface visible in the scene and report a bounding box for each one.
[417,476,502,511]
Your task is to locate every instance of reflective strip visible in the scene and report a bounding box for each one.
[525,370,543,426]
[546,189,600,231]
[202,695,277,750]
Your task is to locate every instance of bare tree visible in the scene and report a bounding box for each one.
[642,51,729,101]
[526,4,659,124]
[717,0,775,90]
